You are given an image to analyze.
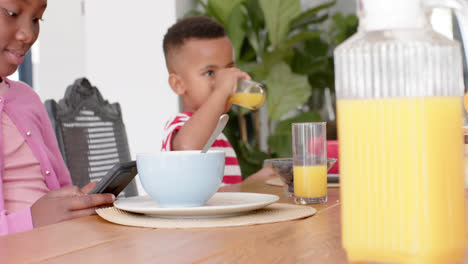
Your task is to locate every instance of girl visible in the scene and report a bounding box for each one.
[0,0,114,236]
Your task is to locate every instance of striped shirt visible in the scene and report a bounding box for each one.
[161,112,242,184]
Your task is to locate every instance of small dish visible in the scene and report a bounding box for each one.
[113,192,279,218]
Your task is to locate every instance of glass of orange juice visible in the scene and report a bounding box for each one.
[228,80,266,110]
[292,122,327,204]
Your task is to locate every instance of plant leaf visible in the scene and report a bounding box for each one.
[266,63,311,121]
[208,0,246,26]
[282,31,321,49]
[291,36,330,77]
[289,0,335,29]
[268,111,322,157]
[251,49,294,80]
[246,31,260,57]
[237,61,259,73]
[258,0,301,47]
[306,0,336,13]
[226,5,246,60]
[292,55,329,76]
[223,109,269,178]
[290,14,329,29]
[329,13,358,45]
[237,141,270,178]
[243,0,266,58]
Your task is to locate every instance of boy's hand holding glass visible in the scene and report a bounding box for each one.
[212,68,266,111]
[212,68,249,100]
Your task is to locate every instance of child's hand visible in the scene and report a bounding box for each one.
[30,183,115,228]
[212,67,251,102]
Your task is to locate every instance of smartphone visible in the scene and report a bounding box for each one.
[89,161,138,196]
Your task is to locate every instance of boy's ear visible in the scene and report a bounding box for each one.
[168,73,185,95]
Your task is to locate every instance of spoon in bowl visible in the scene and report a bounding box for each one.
[201,114,229,153]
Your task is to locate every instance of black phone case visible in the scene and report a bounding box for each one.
[89,161,138,196]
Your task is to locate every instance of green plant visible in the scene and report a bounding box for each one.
[187,0,357,177]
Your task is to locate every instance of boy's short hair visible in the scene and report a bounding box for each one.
[163,16,226,70]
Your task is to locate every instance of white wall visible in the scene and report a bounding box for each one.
[83,0,179,156]
[37,0,181,194]
[37,0,179,156]
[36,0,85,100]
[176,0,197,19]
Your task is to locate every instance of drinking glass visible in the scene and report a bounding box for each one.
[292,122,327,204]
[228,80,266,110]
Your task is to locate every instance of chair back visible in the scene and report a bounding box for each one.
[45,78,138,197]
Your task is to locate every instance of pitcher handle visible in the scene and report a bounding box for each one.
[425,0,468,67]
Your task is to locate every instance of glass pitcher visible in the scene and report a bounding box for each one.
[335,0,467,263]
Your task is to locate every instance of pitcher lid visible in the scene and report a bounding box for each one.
[359,0,428,31]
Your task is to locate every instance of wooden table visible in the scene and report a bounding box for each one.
[1,179,466,264]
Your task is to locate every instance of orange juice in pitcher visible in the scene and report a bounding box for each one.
[334,0,467,263]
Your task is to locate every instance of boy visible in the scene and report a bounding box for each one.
[161,16,273,186]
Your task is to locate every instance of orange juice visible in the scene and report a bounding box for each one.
[228,93,265,110]
[337,96,465,263]
[293,165,327,197]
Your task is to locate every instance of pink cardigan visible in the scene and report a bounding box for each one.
[0,78,71,235]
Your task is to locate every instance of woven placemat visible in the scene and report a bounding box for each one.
[96,203,316,229]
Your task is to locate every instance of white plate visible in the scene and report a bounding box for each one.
[114,192,280,218]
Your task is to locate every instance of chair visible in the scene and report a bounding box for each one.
[45,78,138,197]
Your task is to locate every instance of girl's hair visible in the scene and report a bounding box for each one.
[163,16,226,58]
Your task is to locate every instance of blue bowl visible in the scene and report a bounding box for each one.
[136,150,225,207]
